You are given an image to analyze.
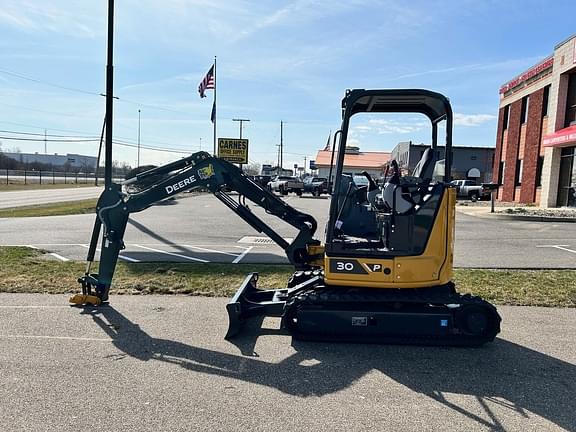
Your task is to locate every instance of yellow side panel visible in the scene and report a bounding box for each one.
[324,188,455,289]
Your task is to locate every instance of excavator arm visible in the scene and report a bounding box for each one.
[73,151,320,306]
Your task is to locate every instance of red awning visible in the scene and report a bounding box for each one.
[543,125,576,148]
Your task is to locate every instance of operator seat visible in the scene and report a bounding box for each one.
[382,148,436,213]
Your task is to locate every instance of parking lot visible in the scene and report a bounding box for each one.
[1,293,574,432]
[1,193,576,268]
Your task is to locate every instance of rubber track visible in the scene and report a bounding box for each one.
[284,286,501,347]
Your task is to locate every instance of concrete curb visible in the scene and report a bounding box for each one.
[456,207,576,223]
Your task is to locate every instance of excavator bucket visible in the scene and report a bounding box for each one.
[69,294,102,306]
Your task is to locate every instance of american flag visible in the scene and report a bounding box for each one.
[198,65,215,98]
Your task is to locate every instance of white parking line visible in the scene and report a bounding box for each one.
[183,244,240,257]
[50,253,69,262]
[77,244,141,263]
[232,246,253,264]
[0,334,112,342]
[537,245,576,254]
[133,244,210,263]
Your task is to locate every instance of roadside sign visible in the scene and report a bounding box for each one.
[218,138,249,164]
[309,160,316,170]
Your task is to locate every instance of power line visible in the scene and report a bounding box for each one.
[0,136,100,143]
[0,68,101,96]
[0,68,192,115]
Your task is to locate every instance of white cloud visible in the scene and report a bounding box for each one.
[453,113,496,127]
[0,1,102,38]
[368,118,428,134]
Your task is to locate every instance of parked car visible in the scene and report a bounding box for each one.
[303,177,329,196]
[267,176,304,196]
[251,175,271,189]
[450,179,491,201]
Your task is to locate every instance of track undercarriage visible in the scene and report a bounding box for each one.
[226,272,501,347]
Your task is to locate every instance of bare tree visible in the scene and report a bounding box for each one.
[242,162,261,176]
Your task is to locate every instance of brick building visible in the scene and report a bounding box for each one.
[494,34,576,207]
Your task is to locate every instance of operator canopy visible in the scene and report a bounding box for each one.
[343,89,452,124]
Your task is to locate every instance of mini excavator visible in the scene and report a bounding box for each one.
[71,89,501,346]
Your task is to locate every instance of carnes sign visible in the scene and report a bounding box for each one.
[218,138,249,164]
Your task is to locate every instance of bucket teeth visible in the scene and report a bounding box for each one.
[69,294,101,306]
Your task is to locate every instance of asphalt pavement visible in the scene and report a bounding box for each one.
[0,293,574,432]
[1,193,575,268]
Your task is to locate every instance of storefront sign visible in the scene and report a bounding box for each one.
[499,56,554,94]
[543,125,576,147]
[218,138,249,164]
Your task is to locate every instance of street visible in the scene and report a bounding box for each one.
[0,193,575,268]
[0,186,102,209]
[0,293,574,432]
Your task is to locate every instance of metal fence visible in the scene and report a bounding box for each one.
[1,169,123,185]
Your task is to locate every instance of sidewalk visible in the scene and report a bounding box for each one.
[456,202,576,222]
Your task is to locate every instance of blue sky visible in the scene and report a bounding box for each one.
[0,0,574,170]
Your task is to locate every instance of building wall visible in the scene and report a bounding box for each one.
[520,87,544,202]
[3,152,97,169]
[541,36,576,207]
[396,143,494,182]
[496,35,576,207]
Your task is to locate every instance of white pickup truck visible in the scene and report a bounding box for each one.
[450,180,492,201]
[267,176,304,196]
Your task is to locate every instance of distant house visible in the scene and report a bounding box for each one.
[314,145,390,181]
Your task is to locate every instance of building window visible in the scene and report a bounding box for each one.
[565,73,576,127]
[542,85,550,117]
[498,161,505,185]
[520,96,529,124]
[502,105,510,130]
[536,156,545,187]
[515,159,523,186]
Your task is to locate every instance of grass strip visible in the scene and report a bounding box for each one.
[0,247,574,307]
[0,199,97,217]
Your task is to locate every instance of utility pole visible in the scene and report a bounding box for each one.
[303,156,307,176]
[199,137,202,151]
[44,129,47,154]
[280,120,283,172]
[232,118,250,139]
[104,0,115,188]
[232,118,250,171]
[137,109,141,167]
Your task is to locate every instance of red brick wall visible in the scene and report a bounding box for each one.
[519,88,544,203]
[493,106,506,184]
[502,99,522,201]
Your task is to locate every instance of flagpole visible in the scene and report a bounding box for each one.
[213,56,217,156]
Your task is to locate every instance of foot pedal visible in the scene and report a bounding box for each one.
[69,294,102,306]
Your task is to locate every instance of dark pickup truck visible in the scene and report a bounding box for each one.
[303,177,329,196]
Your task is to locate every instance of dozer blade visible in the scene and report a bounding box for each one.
[225,273,322,339]
[69,294,102,306]
[225,273,284,339]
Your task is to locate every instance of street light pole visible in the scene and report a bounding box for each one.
[137,109,141,167]
[104,0,115,188]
